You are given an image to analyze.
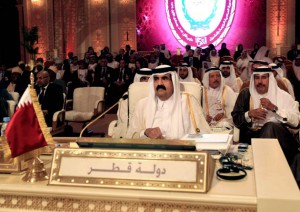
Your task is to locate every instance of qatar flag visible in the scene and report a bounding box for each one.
[5,87,47,158]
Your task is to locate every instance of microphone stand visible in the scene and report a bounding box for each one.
[78,99,121,138]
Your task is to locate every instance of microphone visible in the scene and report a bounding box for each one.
[78,94,128,138]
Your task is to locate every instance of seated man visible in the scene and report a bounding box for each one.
[35,70,64,127]
[126,65,210,139]
[112,68,152,138]
[219,61,240,93]
[240,60,289,93]
[4,66,28,97]
[178,63,201,84]
[269,63,295,99]
[231,66,300,165]
[202,67,237,129]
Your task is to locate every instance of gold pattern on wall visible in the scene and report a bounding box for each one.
[268,0,288,56]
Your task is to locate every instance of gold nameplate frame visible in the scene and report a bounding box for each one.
[49,148,215,193]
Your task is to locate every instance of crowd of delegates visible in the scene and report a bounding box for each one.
[1,42,300,181]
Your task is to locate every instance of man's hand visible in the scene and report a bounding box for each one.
[248,108,267,120]
[213,113,224,122]
[144,127,164,139]
[260,98,276,111]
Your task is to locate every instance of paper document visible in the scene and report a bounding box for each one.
[181,134,233,152]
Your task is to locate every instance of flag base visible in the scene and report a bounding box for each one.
[22,157,49,182]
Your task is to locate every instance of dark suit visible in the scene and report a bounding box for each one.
[93,65,114,88]
[183,56,201,69]
[35,83,64,127]
[108,67,133,106]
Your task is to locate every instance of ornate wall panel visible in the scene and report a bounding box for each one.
[110,0,137,53]
[53,0,64,59]
[87,0,110,56]
[266,0,295,57]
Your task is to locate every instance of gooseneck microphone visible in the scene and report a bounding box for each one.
[78,94,128,138]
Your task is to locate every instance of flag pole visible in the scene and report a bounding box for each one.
[22,70,49,182]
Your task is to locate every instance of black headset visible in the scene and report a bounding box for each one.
[216,155,251,181]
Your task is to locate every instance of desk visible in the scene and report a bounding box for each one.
[0,139,299,212]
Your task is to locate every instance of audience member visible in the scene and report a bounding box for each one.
[218,42,231,58]
[254,46,273,63]
[183,50,201,69]
[124,45,134,63]
[236,51,252,81]
[183,44,192,57]
[269,63,295,99]
[35,70,64,127]
[4,66,27,97]
[219,61,240,93]
[160,44,171,60]
[287,44,299,61]
[202,67,237,129]
[209,49,220,67]
[233,44,243,61]
[177,63,201,84]
[250,43,260,59]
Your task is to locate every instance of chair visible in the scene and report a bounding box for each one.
[51,93,66,136]
[108,82,203,138]
[180,82,202,104]
[221,56,234,62]
[65,87,105,133]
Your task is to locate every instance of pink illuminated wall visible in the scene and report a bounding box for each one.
[136,0,266,54]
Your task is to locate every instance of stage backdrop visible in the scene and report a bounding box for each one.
[136,0,266,54]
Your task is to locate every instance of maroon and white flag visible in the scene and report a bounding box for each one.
[6,87,47,158]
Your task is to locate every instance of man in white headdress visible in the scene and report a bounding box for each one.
[160,44,171,60]
[5,66,27,97]
[236,51,252,81]
[126,65,210,139]
[232,66,300,165]
[253,46,273,64]
[202,67,237,129]
[269,63,295,99]
[178,63,201,84]
[112,68,152,138]
[209,49,220,67]
[292,57,300,102]
[219,61,240,93]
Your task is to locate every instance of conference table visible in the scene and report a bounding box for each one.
[0,138,300,212]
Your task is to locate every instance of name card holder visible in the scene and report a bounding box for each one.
[48,148,215,193]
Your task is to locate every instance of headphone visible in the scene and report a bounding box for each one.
[216,155,251,181]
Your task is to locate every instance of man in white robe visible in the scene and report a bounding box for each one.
[219,61,240,93]
[269,63,295,99]
[178,63,201,84]
[292,57,300,102]
[236,51,252,82]
[126,65,210,139]
[253,46,273,64]
[202,67,237,129]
